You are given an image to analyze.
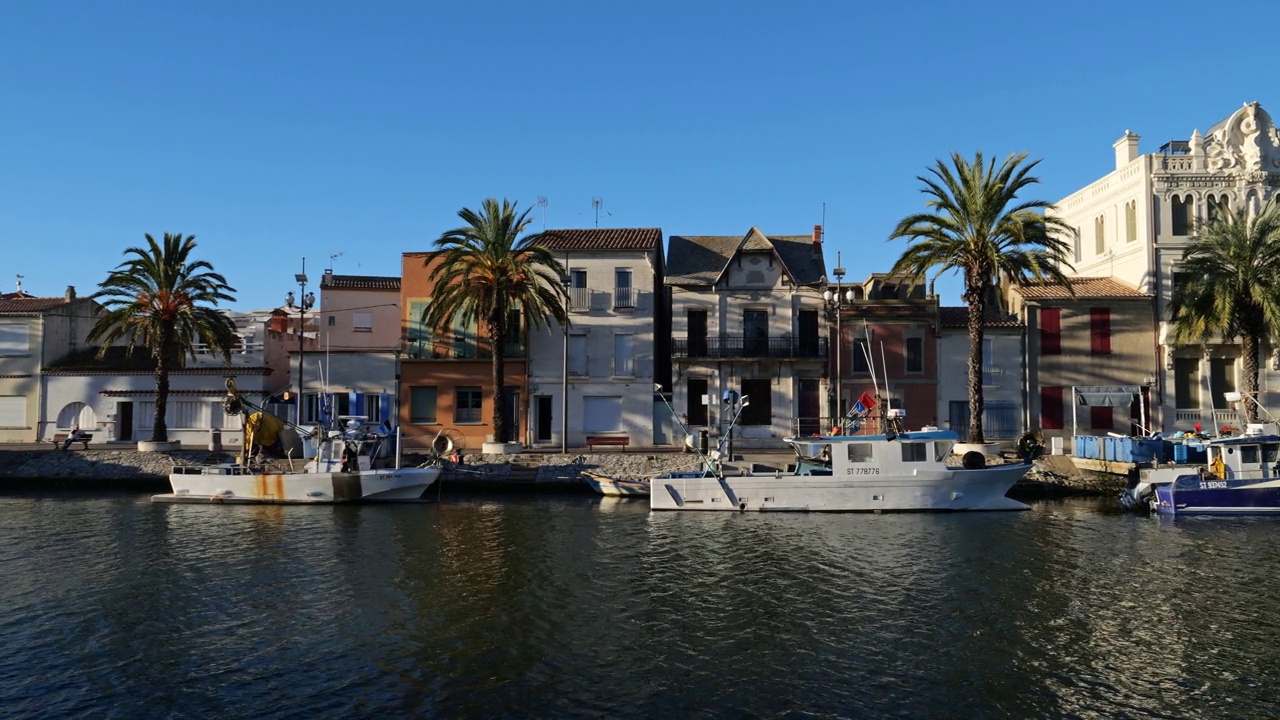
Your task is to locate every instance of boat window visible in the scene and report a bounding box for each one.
[1241,445,1259,465]
[847,443,874,463]
[901,443,926,462]
[1264,444,1279,463]
[933,442,950,462]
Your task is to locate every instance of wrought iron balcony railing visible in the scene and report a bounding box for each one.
[673,336,828,360]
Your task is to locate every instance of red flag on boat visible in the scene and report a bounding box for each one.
[856,392,877,413]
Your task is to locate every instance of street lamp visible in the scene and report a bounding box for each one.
[561,254,570,453]
[823,254,855,425]
[285,260,315,427]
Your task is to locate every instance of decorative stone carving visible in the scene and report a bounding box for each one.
[1204,102,1280,174]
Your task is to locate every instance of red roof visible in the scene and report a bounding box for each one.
[0,297,70,313]
[939,307,1023,329]
[1014,277,1149,300]
[537,228,662,251]
[319,274,400,291]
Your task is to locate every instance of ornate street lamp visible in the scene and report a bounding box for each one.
[823,254,855,425]
[285,260,315,427]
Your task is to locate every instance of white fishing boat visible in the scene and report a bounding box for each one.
[154,382,440,504]
[648,387,1030,513]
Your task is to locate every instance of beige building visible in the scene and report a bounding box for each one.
[1006,278,1155,449]
[1049,101,1280,431]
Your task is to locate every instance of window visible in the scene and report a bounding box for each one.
[407,300,431,358]
[982,337,997,384]
[327,315,336,327]
[1041,387,1064,430]
[1207,194,1229,225]
[1095,215,1106,254]
[568,334,587,376]
[1073,226,1082,263]
[614,334,633,376]
[687,309,708,356]
[1090,406,1113,431]
[0,324,29,356]
[353,312,373,332]
[905,336,924,373]
[740,378,772,426]
[210,402,226,429]
[614,268,634,309]
[171,401,201,428]
[570,269,588,310]
[452,313,476,358]
[1172,195,1192,236]
[852,338,871,373]
[1126,200,1138,242]
[1040,308,1061,355]
[0,396,24,427]
[1210,358,1236,409]
[410,387,437,424]
[901,443,926,462]
[1174,357,1201,409]
[583,396,622,432]
[949,400,1018,438]
[847,442,874,463]
[1090,308,1111,355]
[744,310,768,355]
[455,387,482,423]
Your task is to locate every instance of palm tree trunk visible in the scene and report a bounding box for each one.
[490,316,507,444]
[153,354,171,443]
[1242,333,1261,424]
[965,292,986,445]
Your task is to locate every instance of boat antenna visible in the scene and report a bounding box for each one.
[655,383,719,475]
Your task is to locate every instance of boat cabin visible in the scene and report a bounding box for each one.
[1204,434,1280,481]
[789,431,958,476]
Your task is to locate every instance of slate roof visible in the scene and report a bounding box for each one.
[537,228,662,251]
[0,297,71,313]
[319,274,400,291]
[666,228,826,287]
[939,306,1023,329]
[1014,277,1150,300]
[43,346,271,375]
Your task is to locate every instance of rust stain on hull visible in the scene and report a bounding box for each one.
[254,474,288,499]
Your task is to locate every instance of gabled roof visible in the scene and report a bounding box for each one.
[320,274,400,291]
[1015,277,1150,300]
[666,227,826,287]
[537,227,663,251]
[0,297,72,313]
[939,306,1023,329]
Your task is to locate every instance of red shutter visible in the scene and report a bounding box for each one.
[1090,405,1112,431]
[1041,308,1061,355]
[1090,308,1111,355]
[1041,386,1064,430]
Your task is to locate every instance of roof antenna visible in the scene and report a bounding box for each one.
[536,196,548,230]
[15,274,23,293]
[328,252,342,273]
[592,197,603,228]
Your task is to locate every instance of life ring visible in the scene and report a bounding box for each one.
[831,425,842,435]
[1016,432,1045,460]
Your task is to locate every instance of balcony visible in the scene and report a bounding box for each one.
[673,336,828,360]
[567,286,590,311]
[613,287,636,310]
[404,338,527,360]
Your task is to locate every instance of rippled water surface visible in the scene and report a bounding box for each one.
[3,492,1279,719]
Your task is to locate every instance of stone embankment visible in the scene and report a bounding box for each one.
[0,446,1123,497]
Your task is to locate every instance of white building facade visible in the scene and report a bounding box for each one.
[1049,101,1280,431]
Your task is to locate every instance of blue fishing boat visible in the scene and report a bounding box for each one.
[1134,433,1280,515]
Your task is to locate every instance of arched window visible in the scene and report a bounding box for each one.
[56,402,96,430]
[1125,200,1137,242]
[1095,215,1106,254]
[1171,195,1192,236]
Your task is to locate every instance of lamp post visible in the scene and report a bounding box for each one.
[823,254,854,425]
[285,260,315,427]
[561,255,570,453]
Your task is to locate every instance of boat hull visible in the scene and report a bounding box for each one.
[155,466,440,504]
[1153,477,1280,515]
[581,472,650,497]
[649,465,1030,512]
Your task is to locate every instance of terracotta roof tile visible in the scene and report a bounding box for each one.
[0,297,70,313]
[538,228,663,251]
[1014,277,1150,300]
[939,306,1023,329]
[666,228,826,287]
[320,274,400,291]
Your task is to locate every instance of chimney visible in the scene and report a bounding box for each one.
[65,285,76,302]
[812,224,823,252]
[1113,130,1140,170]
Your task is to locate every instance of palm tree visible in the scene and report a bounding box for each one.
[1169,202,1280,423]
[423,198,569,444]
[87,233,238,443]
[889,152,1076,444]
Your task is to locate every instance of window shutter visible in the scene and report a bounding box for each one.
[1041,309,1061,355]
[1090,308,1111,355]
[1041,386,1064,430]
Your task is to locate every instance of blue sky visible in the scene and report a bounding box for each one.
[2,0,1276,311]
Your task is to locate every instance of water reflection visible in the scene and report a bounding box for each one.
[3,495,1280,718]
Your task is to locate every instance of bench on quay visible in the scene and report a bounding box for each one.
[50,433,93,450]
[586,435,630,452]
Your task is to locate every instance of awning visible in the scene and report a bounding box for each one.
[1074,386,1140,407]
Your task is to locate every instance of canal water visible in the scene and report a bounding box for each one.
[2,492,1278,719]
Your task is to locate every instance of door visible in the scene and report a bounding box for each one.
[502,386,520,442]
[798,379,820,435]
[798,310,819,357]
[535,395,553,443]
[687,378,708,426]
[744,310,768,356]
[688,310,708,357]
[118,402,133,442]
